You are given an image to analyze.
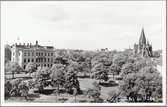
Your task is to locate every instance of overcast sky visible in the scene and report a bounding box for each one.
[1,1,166,51]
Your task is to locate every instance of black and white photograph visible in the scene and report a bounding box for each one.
[1,0,166,106]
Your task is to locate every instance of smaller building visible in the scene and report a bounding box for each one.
[133,28,153,57]
[11,41,55,69]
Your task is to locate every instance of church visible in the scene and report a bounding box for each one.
[133,28,153,57]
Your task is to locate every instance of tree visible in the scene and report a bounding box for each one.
[73,88,78,103]
[64,67,80,94]
[50,64,66,95]
[120,63,135,77]
[5,44,11,63]
[25,62,36,77]
[35,66,51,93]
[9,78,23,96]
[18,81,29,100]
[91,63,108,83]
[110,64,121,79]
[5,62,22,79]
[5,80,12,97]
[113,53,128,67]
[5,79,30,100]
[119,65,162,102]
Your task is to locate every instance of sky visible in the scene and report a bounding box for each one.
[1,1,166,51]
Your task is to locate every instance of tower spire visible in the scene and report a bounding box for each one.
[139,28,146,45]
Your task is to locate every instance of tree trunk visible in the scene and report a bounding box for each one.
[84,72,86,77]
[29,72,31,77]
[57,85,59,96]
[75,96,76,103]
[12,71,14,79]
[25,96,28,101]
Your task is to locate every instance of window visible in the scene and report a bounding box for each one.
[32,59,34,62]
[45,53,47,56]
[44,58,46,62]
[48,58,50,62]
[41,53,43,56]
[48,64,49,67]
[48,53,50,56]
[50,64,52,67]
[41,58,43,62]
[51,58,53,63]
[36,52,38,56]
[28,59,30,62]
[28,52,30,56]
[36,59,38,62]
[24,52,26,56]
[24,65,26,69]
[44,64,46,67]
[13,52,15,56]
[24,59,26,63]
[39,53,40,56]
[32,52,34,56]
[51,53,53,56]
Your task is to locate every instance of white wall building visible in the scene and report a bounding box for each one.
[11,41,55,69]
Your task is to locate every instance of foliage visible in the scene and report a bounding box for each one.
[18,81,29,100]
[5,44,11,63]
[119,65,162,102]
[120,63,136,77]
[110,64,121,78]
[50,64,66,93]
[64,67,80,94]
[34,66,51,92]
[91,63,108,82]
[5,79,29,100]
[113,53,128,67]
[9,79,23,96]
[5,62,23,78]
[5,80,12,97]
[25,62,36,76]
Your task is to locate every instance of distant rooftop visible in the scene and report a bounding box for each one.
[11,41,54,50]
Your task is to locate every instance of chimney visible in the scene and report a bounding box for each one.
[30,43,32,47]
[23,43,25,46]
[27,43,29,46]
[19,43,21,45]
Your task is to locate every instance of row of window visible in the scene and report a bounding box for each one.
[24,58,53,63]
[24,52,54,57]
[23,64,53,69]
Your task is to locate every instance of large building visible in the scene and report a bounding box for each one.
[11,41,55,69]
[133,28,153,57]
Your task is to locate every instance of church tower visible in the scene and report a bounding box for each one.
[133,28,153,57]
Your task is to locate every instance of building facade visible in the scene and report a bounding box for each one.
[134,28,153,57]
[11,41,55,69]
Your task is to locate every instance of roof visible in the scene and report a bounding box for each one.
[139,28,146,45]
[12,44,54,51]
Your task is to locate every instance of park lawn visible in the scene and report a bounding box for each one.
[5,74,120,103]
